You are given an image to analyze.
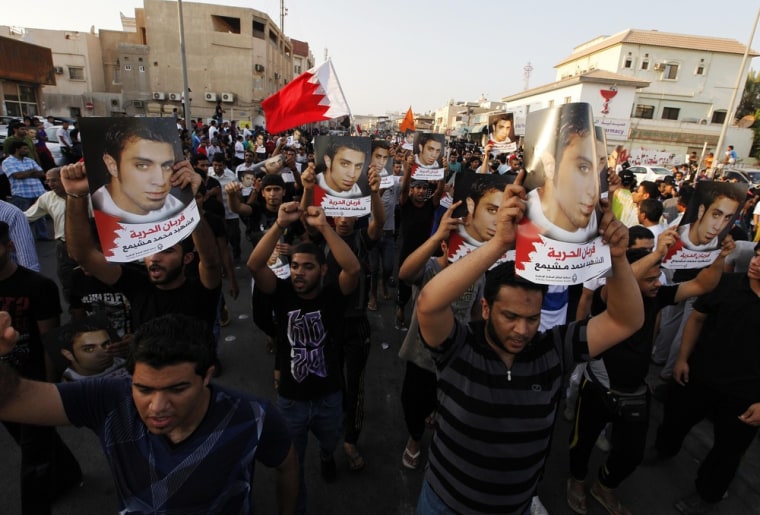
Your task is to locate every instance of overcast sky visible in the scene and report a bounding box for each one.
[6,0,760,115]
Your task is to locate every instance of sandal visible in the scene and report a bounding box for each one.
[566,478,588,515]
[344,445,365,471]
[367,298,378,311]
[402,447,421,470]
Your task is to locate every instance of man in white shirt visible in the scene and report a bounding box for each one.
[210,153,242,262]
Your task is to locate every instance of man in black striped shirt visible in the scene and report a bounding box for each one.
[414,179,644,514]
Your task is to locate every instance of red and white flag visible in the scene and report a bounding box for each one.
[262,60,350,134]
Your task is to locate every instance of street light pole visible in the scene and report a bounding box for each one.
[178,0,191,123]
[712,6,760,176]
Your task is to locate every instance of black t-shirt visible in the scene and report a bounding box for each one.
[272,279,346,400]
[0,267,61,379]
[399,200,436,260]
[592,284,677,388]
[203,177,225,219]
[324,228,374,318]
[68,268,132,339]
[689,273,760,401]
[115,266,221,338]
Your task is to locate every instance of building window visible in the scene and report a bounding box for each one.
[696,59,705,75]
[633,104,655,119]
[211,15,241,34]
[662,107,680,120]
[269,30,278,46]
[662,63,679,80]
[113,63,121,84]
[68,66,85,81]
[252,19,265,39]
[640,59,649,70]
[711,110,727,124]
[564,96,572,104]
[548,99,555,108]
[138,65,145,72]
[294,65,302,74]
[124,64,132,71]
[623,53,633,69]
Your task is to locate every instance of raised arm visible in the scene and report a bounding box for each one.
[0,312,69,427]
[586,201,645,357]
[225,182,253,217]
[675,236,734,302]
[417,184,526,347]
[399,152,414,206]
[303,206,361,295]
[61,162,123,286]
[247,202,303,294]
[398,201,462,284]
[366,167,385,241]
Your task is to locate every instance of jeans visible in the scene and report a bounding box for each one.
[11,196,50,239]
[369,232,396,282]
[277,390,343,514]
[401,361,437,442]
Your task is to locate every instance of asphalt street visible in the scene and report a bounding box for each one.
[0,235,758,514]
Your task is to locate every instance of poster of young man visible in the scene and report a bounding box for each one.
[515,102,611,285]
[411,133,445,181]
[485,112,517,157]
[446,170,514,266]
[80,117,199,262]
[313,135,372,216]
[661,181,744,269]
[401,130,415,151]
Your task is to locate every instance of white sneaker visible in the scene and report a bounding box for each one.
[531,495,550,515]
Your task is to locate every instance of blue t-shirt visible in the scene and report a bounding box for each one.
[57,377,291,514]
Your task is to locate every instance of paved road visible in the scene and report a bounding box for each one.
[0,237,758,514]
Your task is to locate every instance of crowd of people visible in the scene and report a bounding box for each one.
[0,114,758,515]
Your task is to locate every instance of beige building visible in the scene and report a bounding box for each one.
[3,1,304,125]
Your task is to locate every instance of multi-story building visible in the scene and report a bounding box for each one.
[3,0,305,126]
[291,39,314,76]
[0,32,54,118]
[504,29,758,163]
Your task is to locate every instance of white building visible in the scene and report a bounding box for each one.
[504,29,758,164]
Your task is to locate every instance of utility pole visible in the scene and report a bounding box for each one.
[280,0,287,33]
[178,0,191,122]
[712,6,760,177]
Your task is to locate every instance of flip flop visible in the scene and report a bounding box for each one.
[566,478,588,515]
[402,447,421,470]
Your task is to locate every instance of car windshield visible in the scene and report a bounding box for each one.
[744,171,760,183]
[651,167,671,175]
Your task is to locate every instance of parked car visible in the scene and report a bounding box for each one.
[722,167,760,189]
[628,165,673,184]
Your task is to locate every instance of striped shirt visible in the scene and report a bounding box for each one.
[425,318,590,514]
[0,200,40,271]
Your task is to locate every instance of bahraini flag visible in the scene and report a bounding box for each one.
[262,60,350,134]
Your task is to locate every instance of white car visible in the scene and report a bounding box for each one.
[628,165,673,184]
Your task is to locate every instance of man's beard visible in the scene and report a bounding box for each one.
[486,317,518,355]
[150,263,183,285]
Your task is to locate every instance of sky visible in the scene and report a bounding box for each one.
[5,0,760,116]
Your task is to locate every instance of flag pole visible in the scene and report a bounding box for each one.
[328,59,353,131]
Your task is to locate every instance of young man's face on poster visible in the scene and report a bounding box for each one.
[371,146,390,171]
[466,188,502,242]
[323,146,365,192]
[419,139,442,166]
[492,118,513,142]
[103,137,175,215]
[691,195,739,245]
[549,131,598,232]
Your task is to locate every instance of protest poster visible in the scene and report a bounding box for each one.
[80,117,199,263]
[661,181,744,269]
[485,112,518,157]
[411,133,445,181]
[446,170,514,267]
[313,135,372,217]
[515,102,611,285]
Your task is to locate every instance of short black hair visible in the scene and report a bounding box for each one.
[468,175,508,210]
[371,139,390,153]
[639,198,663,223]
[291,241,326,265]
[483,261,548,306]
[127,314,214,376]
[637,181,659,200]
[626,247,652,265]
[9,139,30,155]
[628,225,654,246]
[59,318,110,352]
[104,118,177,166]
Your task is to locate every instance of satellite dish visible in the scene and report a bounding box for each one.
[737,115,755,128]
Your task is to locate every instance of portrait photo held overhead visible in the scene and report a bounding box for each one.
[516,102,611,285]
[79,117,200,262]
[312,135,372,216]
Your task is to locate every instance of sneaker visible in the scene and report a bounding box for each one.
[590,480,631,515]
[674,492,712,515]
[320,455,337,483]
[530,495,550,515]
